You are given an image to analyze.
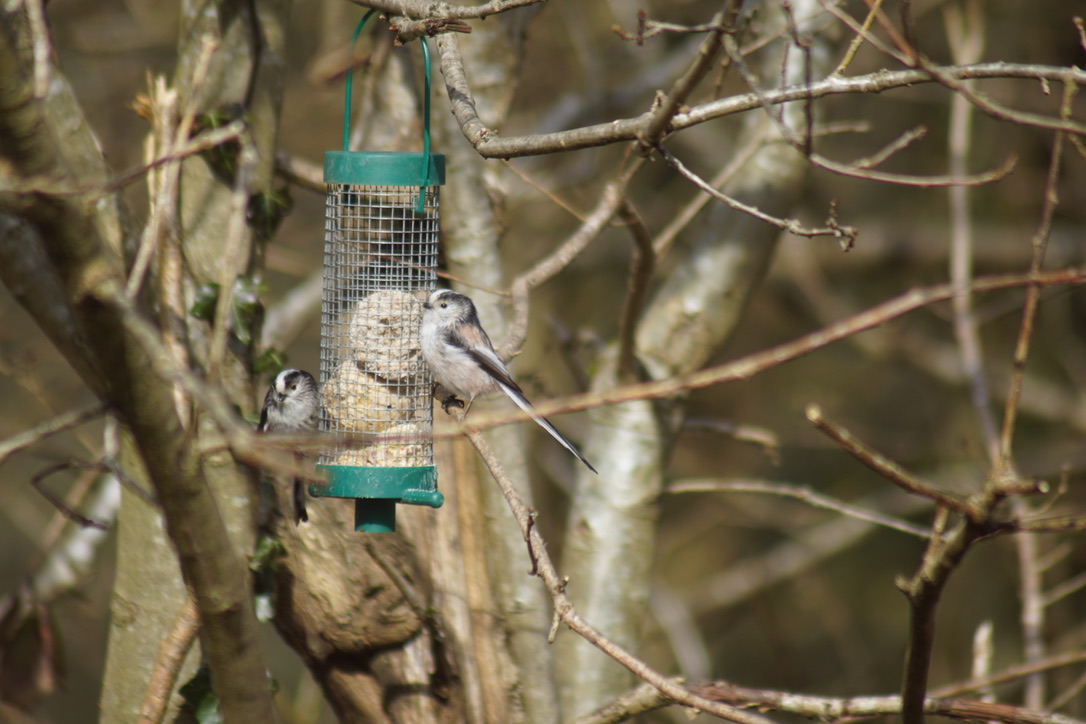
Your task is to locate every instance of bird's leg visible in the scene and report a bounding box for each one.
[441,394,465,414]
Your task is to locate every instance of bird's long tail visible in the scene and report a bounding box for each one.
[292,478,309,523]
[292,451,309,524]
[498,382,598,474]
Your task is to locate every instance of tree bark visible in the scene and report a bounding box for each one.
[557,1,834,715]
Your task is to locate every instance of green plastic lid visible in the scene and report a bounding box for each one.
[324,151,446,187]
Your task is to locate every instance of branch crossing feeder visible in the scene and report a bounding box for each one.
[312,12,444,532]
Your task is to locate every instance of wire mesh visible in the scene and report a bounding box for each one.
[320,184,438,468]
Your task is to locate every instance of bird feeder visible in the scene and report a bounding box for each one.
[312,11,444,533]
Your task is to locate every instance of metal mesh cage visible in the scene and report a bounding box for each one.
[319,184,438,469]
[315,18,444,531]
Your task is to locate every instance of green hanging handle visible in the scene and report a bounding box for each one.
[342,9,435,203]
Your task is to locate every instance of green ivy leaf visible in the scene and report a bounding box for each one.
[250,534,286,623]
[253,348,288,377]
[230,277,265,346]
[179,665,222,724]
[189,278,266,347]
[192,105,244,184]
[248,188,293,244]
[190,283,220,322]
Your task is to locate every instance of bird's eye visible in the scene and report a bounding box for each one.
[290,383,297,390]
[439,302,447,308]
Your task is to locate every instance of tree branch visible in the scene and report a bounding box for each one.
[453,268,1086,436]
[434,37,1086,159]
[461,424,778,724]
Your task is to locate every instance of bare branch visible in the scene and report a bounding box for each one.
[636,0,740,152]
[615,201,655,382]
[348,0,545,19]
[388,16,472,44]
[577,652,1086,724]
[435,31,1086,159]
[0,404,104,467]
[273,150,324,193]
[667,478,931,538]
[455,268,1086,437]
[138,597,200,724]
[461,423,779,724]
[934,649,1086,698]
[693,681,1086,724]
[995,81,1074,473]
[806,404,974,517]
[657,145,856,243]
[944,1,999,465]
[500,156,642,358]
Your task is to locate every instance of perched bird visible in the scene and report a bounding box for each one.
[421,289,597,474]
[257,368,320,523]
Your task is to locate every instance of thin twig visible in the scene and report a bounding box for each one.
[652,127,769,259]
[580,663,1086,724]
[461,428,777,724]
[0,404,104,467]
[657,144,857,244]
[636,0,741,151]
[499,155,643,359]
[126,37,220,301]
[1042,570,1086,608]
[615,200,655,382]
[683,417,780,461]
[454,268,1086,438]
[831,0,885,75]
[30,462,111,530]
[502,160,588,222]
[995,81,1074,473]
[694,680,1086,724]
[806,404,974,518]
[852,125,926,168]
[667,478,930,538]
[933,649,1086,698]
[944,0,998,464]
[273,151,325,193]
[30,474,120,600]
[29,466,102,575]
[1002,80,1076,711]
[138,596,200,724]
[721,30,1016,189]
[207,141,259,377]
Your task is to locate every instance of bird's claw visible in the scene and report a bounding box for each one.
[441,395,466,414]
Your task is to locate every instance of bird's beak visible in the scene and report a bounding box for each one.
[422,301,431,309]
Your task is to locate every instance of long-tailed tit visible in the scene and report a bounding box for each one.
[257,368,319,523]
[421,289,597,474]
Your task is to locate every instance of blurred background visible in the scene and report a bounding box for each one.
[2,0,1085,721]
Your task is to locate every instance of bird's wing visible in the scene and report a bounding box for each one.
[450,327,597,474]
[465,344,521,392]
[256,388,273,432]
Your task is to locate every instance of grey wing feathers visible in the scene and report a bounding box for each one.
[466,348,520,392]
[450,323,597,474]
[256,388,273,432]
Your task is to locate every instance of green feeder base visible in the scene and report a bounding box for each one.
[355,499,397,533]
[313,465,443,533]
